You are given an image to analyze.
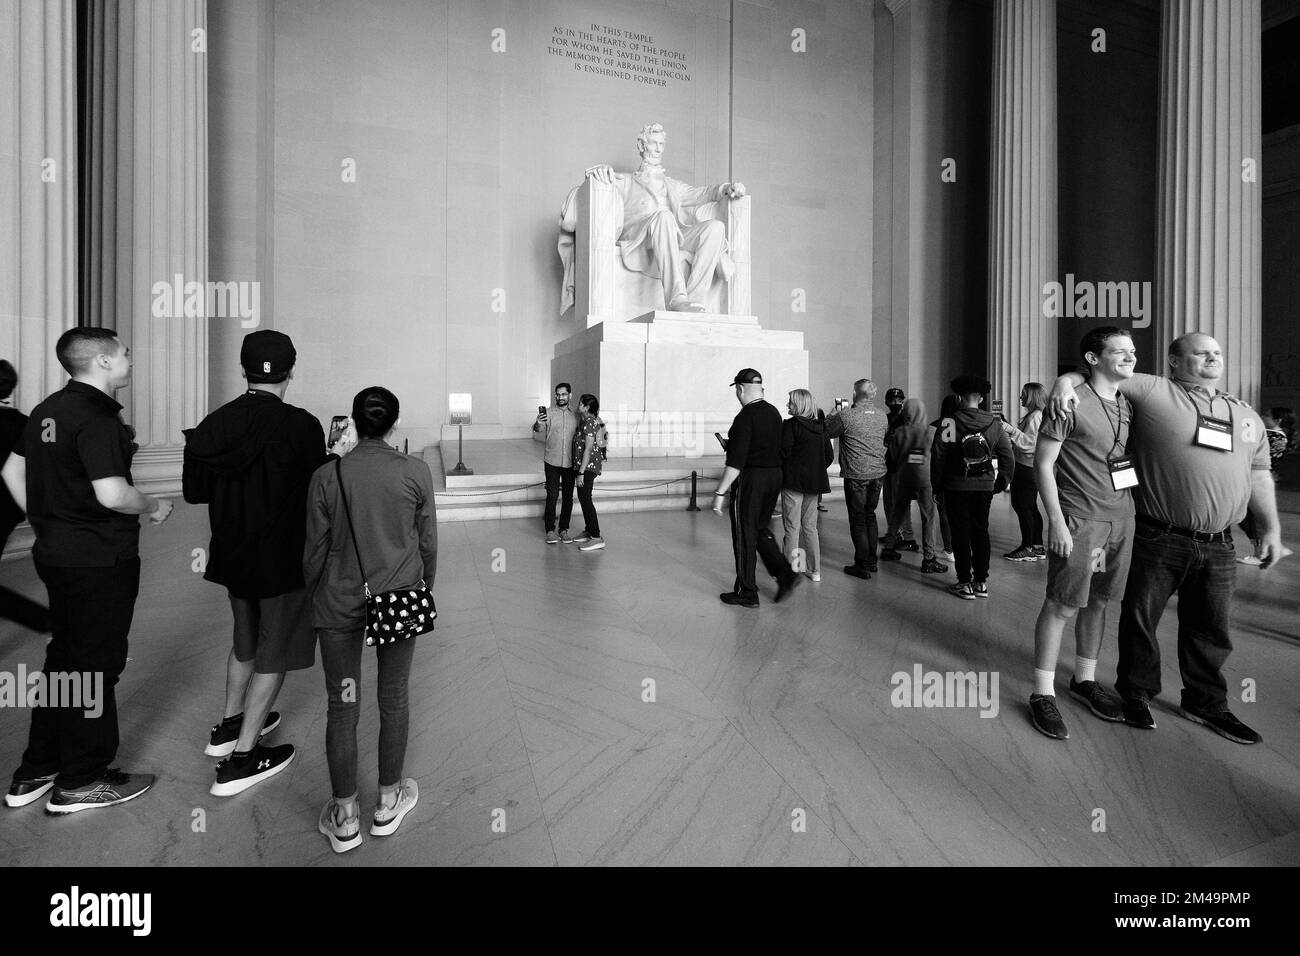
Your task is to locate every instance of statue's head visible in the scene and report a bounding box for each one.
[637,123,666,164]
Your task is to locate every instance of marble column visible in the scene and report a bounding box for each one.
[987,0,1057,418]
[84,0,208,492]
[0,0,77,416]
[1155,0,1262,405]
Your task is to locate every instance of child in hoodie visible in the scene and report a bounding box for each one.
[930,375,1015,599]
[880,398,947,573]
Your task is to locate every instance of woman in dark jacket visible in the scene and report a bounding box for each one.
[303,387,437,853]
[780,389,834,582]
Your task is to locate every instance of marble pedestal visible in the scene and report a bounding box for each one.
[550,311,809,459]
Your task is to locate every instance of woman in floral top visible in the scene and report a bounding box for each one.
[570,394,608,551]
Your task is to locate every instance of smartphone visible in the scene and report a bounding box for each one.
[538,405,548,418]
[327,415,348,448]
[715,432,728,450]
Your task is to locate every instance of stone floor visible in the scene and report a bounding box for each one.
[0,493,1297,866]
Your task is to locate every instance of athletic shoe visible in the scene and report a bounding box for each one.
[943,550,955,563]
[809,571,821,582]
[972,582,989,598]
[897,539,920,552]
[1179,705,1262,744]
[1235,554,1263,566]
[817,504,828,512]
[950,582,976,600]
[843,565,872,580]
[1032,546,1047,560]
[5,773,57,808]
[205,710,281,758]
[319,799,362,853]
[371,778,419,836]
[578,536,605,551]
[720,591,759,608]
[558,530,573,544]
[45,769,154,815]
[1004,547,1037,562]
[1121,696,1157,730]
[545,530,559,544]
[1029,694,1069,740]
[570,532,592,545]
[210,743,295,797]
[1069,679,1124,722]
[920,558,948,574]
[774,572,802,604]
[879,549,902,562]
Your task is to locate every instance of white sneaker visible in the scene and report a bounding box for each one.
[319,799,362,853]
[370,778,419,836]
[808,571,821,582]
[578,536,605,551]
[943,551,955,563]
[1236,554,1263,566]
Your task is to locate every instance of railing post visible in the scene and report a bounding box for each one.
[687,471,701,511]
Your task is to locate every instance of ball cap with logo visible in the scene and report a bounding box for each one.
[728,368,763,387]
[240,329,296,378]
[885,387,905,405]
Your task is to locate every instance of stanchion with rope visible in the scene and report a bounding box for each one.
[687,471,701,511]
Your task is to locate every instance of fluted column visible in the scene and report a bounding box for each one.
[988,0,1057,417]
[85,0,208,491]
[1155,0,1261,405]
[0,0,77,415]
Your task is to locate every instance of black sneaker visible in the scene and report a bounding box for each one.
[972,582,989,598]
[1069,679,1124,722]
[1122,696,1157,730]
[950,582,976,600]
[719,591,759,608]
[843,565,872,580]
[774,572,802,604]
[1179,705,1262,744]
[210,743,296,796]
[1004,546,1037,562]
[920,558,948,574]
[5,773,57,808]
[1029,694,1069,740]
[879,549,902,562]
[897,539,919,552]
[45,769,154,815]
[205,710,282,758]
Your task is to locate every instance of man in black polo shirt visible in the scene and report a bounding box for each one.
[712,369,800,607]
[1,328,173,813]
[184,330,330,796]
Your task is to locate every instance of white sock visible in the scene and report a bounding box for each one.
[1033,668,1055,697]
[1075,656,1097,684]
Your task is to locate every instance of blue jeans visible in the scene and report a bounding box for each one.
[843,477,882,570]
[318,627,416,798]
[1116,523,1236,711]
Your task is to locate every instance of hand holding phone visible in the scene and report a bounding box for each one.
[328,415,348,449]
[538,405,548,423]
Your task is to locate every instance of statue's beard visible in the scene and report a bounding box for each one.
[638,158,665,174]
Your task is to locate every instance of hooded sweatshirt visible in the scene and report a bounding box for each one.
[781,412,834,494]
[887,399,933,488]
[929,404,1014,493]
[183,390,327,599]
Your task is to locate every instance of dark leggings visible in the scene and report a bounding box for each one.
[576,472,600,537]
[1009,462,1043,548]
[318,627,416,798]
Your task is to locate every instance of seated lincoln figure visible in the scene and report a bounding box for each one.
[559,123,747,314]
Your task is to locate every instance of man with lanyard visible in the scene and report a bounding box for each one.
[1049,333,1285,744]
[1028,327,1135,740]
[713,369,800,607]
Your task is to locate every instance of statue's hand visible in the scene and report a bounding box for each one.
[724,181,747,199]
[585,164,617,184]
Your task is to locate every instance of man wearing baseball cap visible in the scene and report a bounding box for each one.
[712,369,801,607]
[184,329,335,796]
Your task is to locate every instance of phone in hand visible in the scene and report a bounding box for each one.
[538,405,548,421]
[715,432,728,451]
[328,415,348,449]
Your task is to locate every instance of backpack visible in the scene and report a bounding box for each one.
[947,421,993,479]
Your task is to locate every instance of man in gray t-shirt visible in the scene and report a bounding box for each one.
[1027,328,1135,741]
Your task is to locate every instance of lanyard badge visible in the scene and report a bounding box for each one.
[1108,455,1139,490]
[907,451,925,465]
[1194,414,1233,452]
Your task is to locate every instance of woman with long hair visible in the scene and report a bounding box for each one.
[570,393,608,552]
[780,388,833,581]
[1003,382,1047,562]
[303,386,437,853]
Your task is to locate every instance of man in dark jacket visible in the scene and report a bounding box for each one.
[183,330,331,797]
[931,374,1014,599]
